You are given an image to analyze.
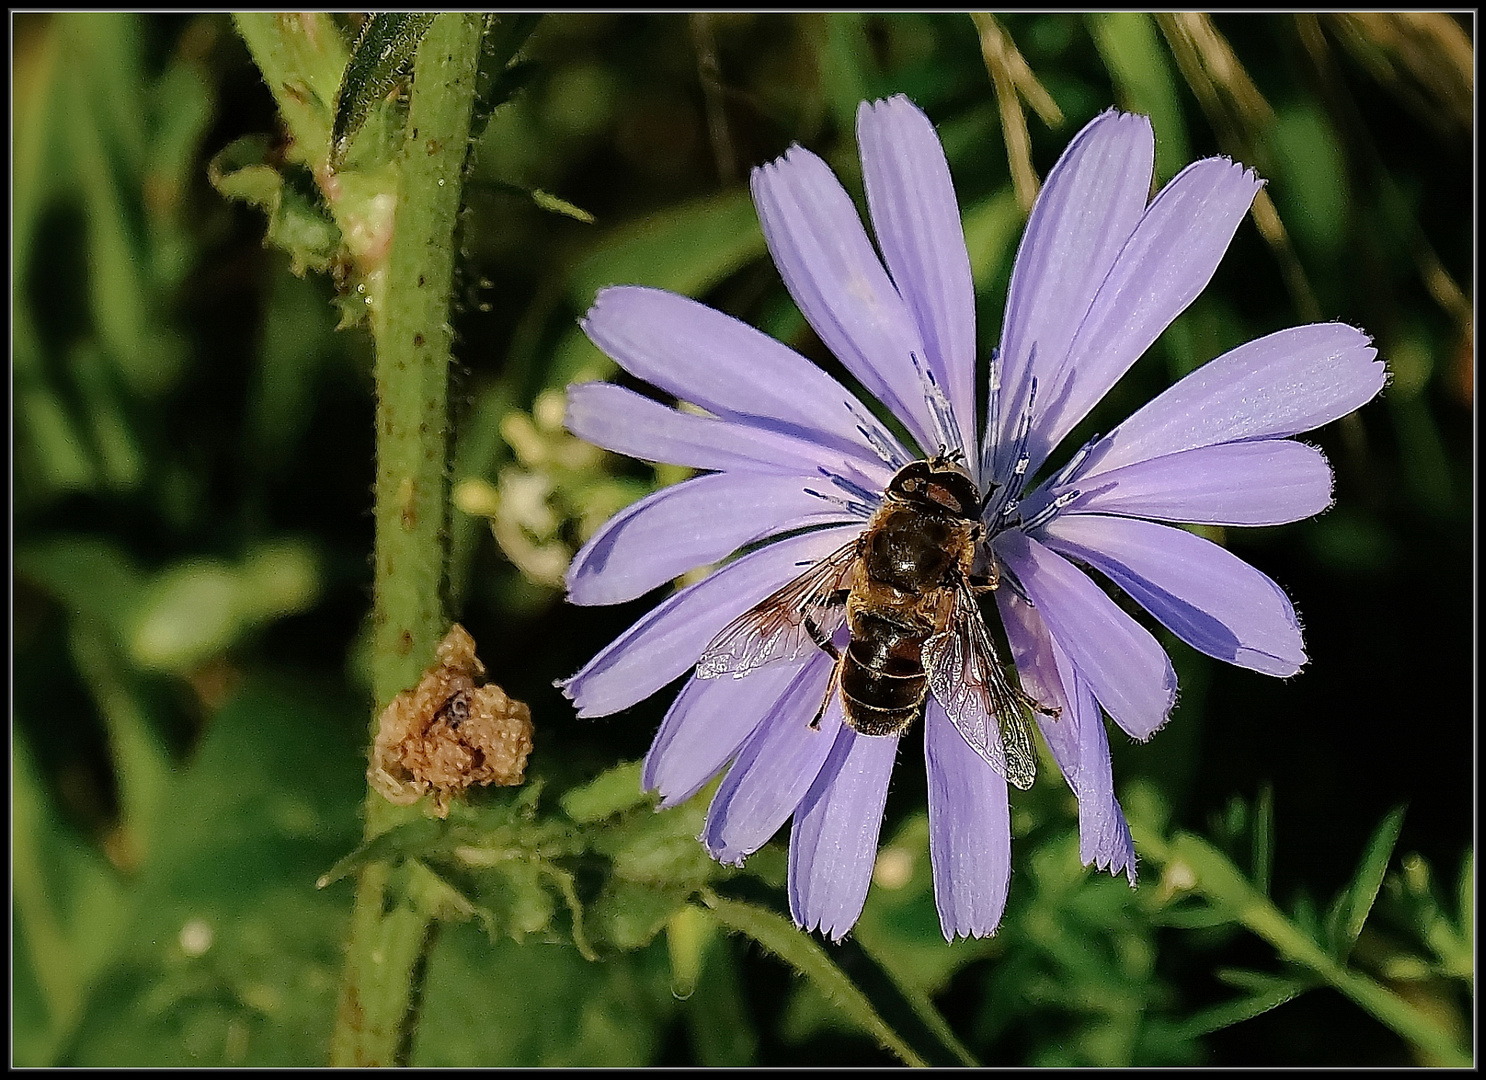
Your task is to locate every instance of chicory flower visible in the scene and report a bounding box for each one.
[559,96,1386,941]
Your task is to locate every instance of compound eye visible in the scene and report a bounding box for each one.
[902,477,920,493]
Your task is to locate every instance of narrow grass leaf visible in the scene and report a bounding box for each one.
[1339,806,1406,951]
[702,893,925,1066]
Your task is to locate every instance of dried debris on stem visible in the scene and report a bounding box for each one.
[370,624,533,817]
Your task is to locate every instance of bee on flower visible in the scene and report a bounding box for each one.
[558,96,1386,942]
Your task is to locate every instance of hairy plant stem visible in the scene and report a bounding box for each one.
[327,13,484,1066]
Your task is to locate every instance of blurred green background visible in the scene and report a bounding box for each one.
[12,12,1473,1067]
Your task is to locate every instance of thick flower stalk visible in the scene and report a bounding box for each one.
[558,96,1386,941]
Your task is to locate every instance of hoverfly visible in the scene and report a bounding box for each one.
[696,453,1052,789]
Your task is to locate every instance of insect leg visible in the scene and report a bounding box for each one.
[804,589,849,660]
[808,660,842,731]
[1012,684,1061,720]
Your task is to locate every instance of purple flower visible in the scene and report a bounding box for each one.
[559,96,1386,942]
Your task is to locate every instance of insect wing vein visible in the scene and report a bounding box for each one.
[695,538,857,679]
[925,581,1038,790]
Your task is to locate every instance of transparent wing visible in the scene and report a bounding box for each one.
[923,579,1039,790]
[696,538,858,679]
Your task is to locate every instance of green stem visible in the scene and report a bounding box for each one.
[328,13,483,1066]
[1167,834,1472,1067]
[231,13,346,186]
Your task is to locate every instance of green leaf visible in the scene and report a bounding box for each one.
[18,533,322,677]
[15,534,146,638]
[589,802,716,889]
[12,734,130,1065]
[1391,852,1473,979]
[244,269,342,477]
[13,375,100,496]
[558,760,649,823]
[565,187,765,308]
[701,893,926,1067]
[1175,969,1315,1038]
[144,51,216,219]
[814,13,878,139]
[412,926,674,1066]
[13,11,61,274]
[1268,102,1350,258]
[468,13,543,145]
[531,188,596,224]
[1150,902,1234,931]
[588,879,689,952]
[66,342,144,491]
[126,541,322,673]
[66,624,172,858]
[208,136,342,274]
[56,24,184,396]
[846,935,980,1066]
[1454,850,1472,954]
[665,904,710,1001]
[232,13,348,168]
[1251,785,1274,896]
[317,818,450,889]
[1337,806,1406,954]
[330,12,435,171]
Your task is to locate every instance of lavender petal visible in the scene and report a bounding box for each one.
[1041,513,1307,678]
[924,699,1011,940]
[645,655,827,809]
[566,381,891,482]
[567,472,860,607]
[992,110,1154,476]
[788,724,900,942]
[751,147,938,451]
[1032,158,1263,468]
[704,674,843,866]
[857,96,978,455]
[996,529,1177,740]
[559,525,862,717]
[1057,645,1136,880]
[1090,323,1384,474]
[582,286,909,466]
[998,589,1135,879]
[1068,439,1334,526]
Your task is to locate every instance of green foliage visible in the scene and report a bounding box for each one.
[15,681,366,1066]
[1144,801,1472,1067]
[706,892,966,1067]
[330,13,435,171]
[413,927,674,1066]
[1087,13,1189,179]
[13,11,1472,1068]
[209,136,342,274]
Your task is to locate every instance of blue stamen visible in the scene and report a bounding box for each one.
[911,351,965,460]
[1020,488,1081,532]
